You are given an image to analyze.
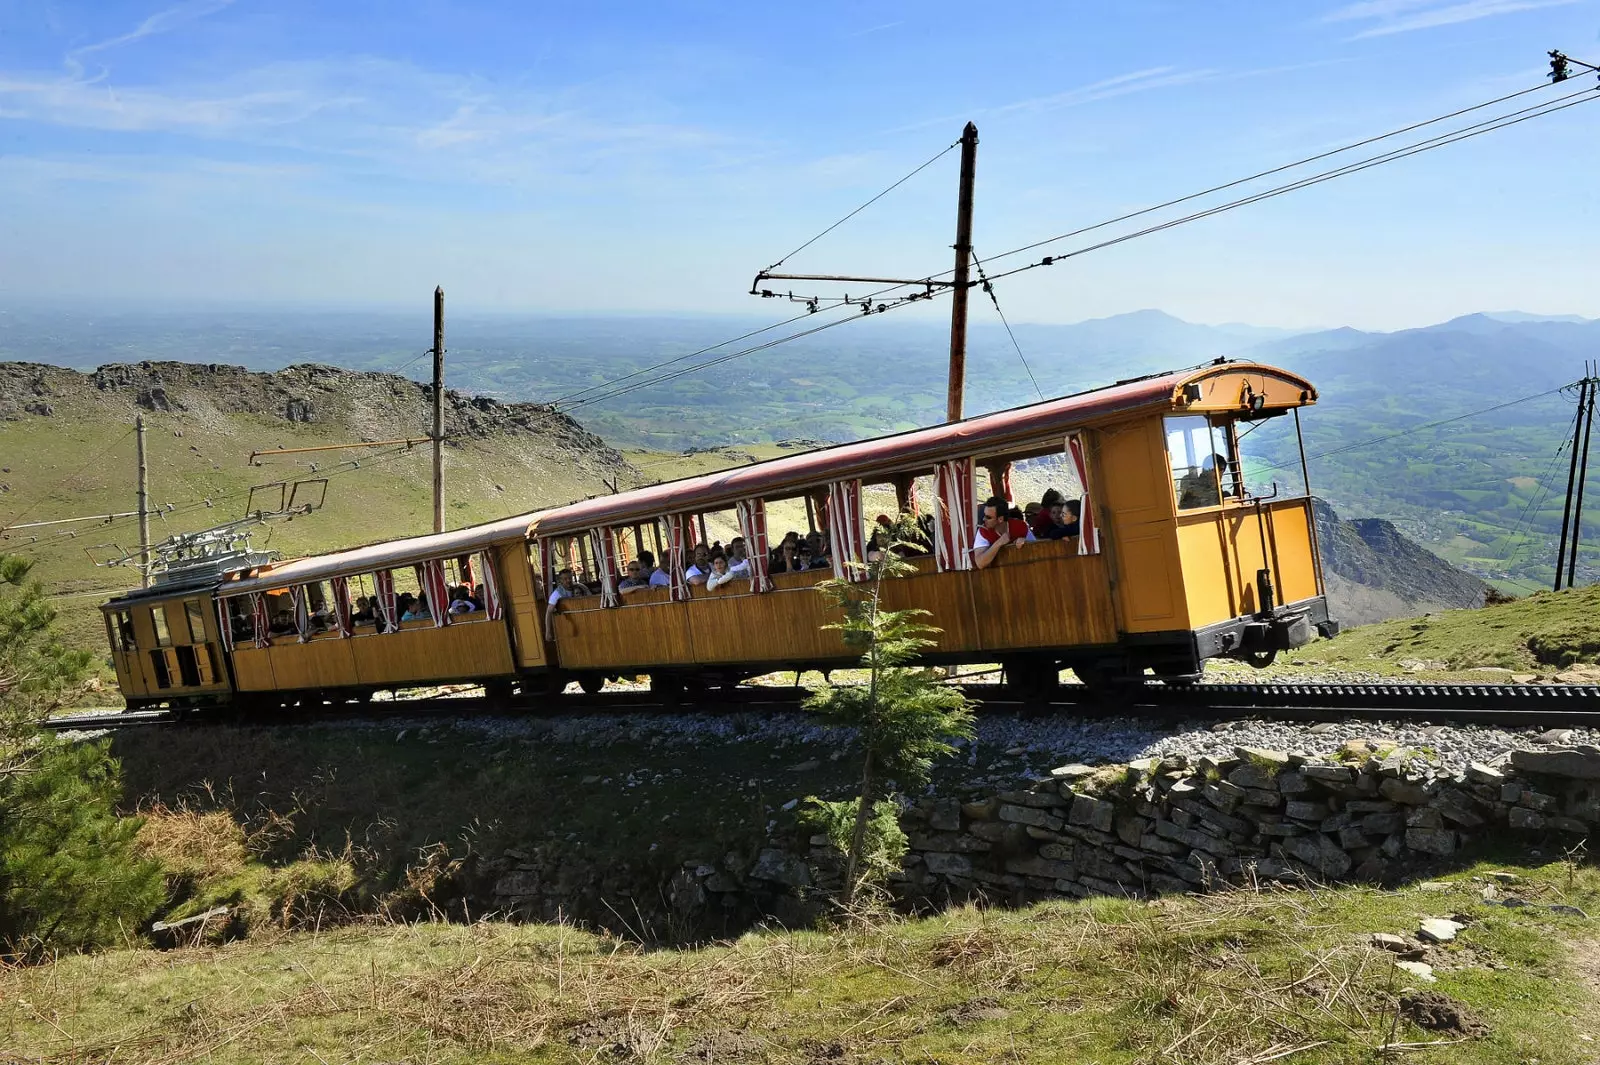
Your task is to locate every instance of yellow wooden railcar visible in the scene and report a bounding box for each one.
[100,359,1332,709]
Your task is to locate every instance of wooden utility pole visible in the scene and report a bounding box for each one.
[1570,365,1597,590]
[944,121,978,424]
[1555,375,1589,590]
[135,414,150,588]
[432,286,445,534]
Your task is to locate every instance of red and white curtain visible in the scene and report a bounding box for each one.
[986,460,1013,503]
[934,458,978,572]
[589,527,620,608]
[251,593,270,648]
[330,575,353,638]
[373,569,397,633]
[665,513,691,602]
[216,599,235,653]
[481,552,504,620]
[537,539,556,603]
[289,586,311,642]
[1066,431,1101,555]
[826,479,868,582]
[735,498,773,593]
[417,559,450,628]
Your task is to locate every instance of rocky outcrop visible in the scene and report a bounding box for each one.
[1314,499,1489,624]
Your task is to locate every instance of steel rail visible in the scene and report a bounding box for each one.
[40,681,1600,733]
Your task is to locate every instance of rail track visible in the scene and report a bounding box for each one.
[40,681,1600,732]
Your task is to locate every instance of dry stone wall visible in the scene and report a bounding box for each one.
[653,742,1600,918]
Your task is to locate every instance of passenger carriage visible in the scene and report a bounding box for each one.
[100,359,1333,710]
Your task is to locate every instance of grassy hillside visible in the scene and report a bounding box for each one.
[0,361,635,653]
[4,861,1597,1063]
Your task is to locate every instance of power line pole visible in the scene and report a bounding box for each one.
[1555,374,1589,589]
[431,285,445,535]
[135,414,150,588]
[1570,363,1597,590]
[945,121,978,424]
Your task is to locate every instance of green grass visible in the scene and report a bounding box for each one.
[4,859,1599,1063]
[1282,583,1600,677]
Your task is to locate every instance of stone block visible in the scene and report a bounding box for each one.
[1228,762,1279,791]
[1146,873,1193,895]
[962,798,1001,821]
[1080,875,1144,898]
[1050,763,1099,781]
[1551,815,1591,833]
[909,831,992,853]
[1025,826,1070,842]
[968,869,1025,889]
[1197,754,1241,777]
[1171,796,1252,835]
[1139,833,1190,856]
[1509,746,1600,780]
[1300,764,1355,785]
[1508,806,1546,830]
[1320,811,1355,833]
[1115,812,1150,847]
[929,799,962,832]
[1379,778,1429,805]
[998,804,1064,831]
[1434,789,1485,828]
[1500,781,1523,803]
[966,821,1007,843]
[1171,807,1197,828]
[1243,789,1283,808]
[1038,842,1075,862]
[1275,772,1314,796]
[923,852,973,877]
[1282,833,1353,877]
[1338,827,1370,850]
[1406,807,1443,830]
[1005,856,1077,880]
[1344,799,1398,814]
[1520,790,1559,813]
[1235,746,1291,769]
[1404,827,1457,856]
[1154,819,1237,856]
[1069,794,1117,833]
[749,849,813,889]
[1257,822,1307,837]
[999,789,1068,809]
[1285,800,1328,820]
[1465,762,1505,785]
[1361,812,1404,835]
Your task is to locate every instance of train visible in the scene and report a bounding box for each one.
[101,359,1336,711]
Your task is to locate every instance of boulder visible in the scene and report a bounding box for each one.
[1510,746,1600,780]
[749,849,813,889]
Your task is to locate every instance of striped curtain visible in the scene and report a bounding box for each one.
[373,569,397,633]
[665,514,690,602]
[330,575,353,638]
[1067,431,1102,555]
[481,551,504,621]
[419,559,451,628]
[934,458,977,572]
[735,498,773,593]
[290,586,311,643]
[537,538,555,602]
[590,528,620,608]
[251,593,270,648]
[216,599,235,653]
[826,479,868,583]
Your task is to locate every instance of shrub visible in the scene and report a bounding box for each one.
[0,737,165,960]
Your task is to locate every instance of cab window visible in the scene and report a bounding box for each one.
[1165,415,1235,511]
[184,600,207,644]
[151,606,173,647]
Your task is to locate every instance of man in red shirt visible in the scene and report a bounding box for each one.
[973,496,1029,569]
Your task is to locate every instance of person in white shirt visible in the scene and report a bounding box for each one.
[544,568,577,639]
[727,538,752,575]
[705,554,744,591]
[684,544,713,586]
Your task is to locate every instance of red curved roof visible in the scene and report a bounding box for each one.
[531,360,1310,537]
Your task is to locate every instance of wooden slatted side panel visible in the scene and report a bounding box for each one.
[964,543,1119,651]
[232,647,276,691]
[877,560,979,656]
[1265,498,1320,606]
[685,580,844,665]
[349,622,517,687]
[494,542,546,669]
[265,636,358,691]
[556,587,697,670]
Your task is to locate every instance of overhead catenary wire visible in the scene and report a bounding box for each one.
[971,248,1044,402]
[560,76,1597,412]
[0,428,137,535]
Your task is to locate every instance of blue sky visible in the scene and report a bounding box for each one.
[1,0,1597,329]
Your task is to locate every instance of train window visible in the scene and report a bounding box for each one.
[175,645,201,687]
[225,597,253,644]
[111,610,136,651]
[183,599,206,644]
[151,606,173,647]
[1166,415,1235,511]
[149,650,172,689]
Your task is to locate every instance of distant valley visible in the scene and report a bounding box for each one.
[3,304,1593,593]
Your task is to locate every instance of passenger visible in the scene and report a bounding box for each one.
[796,543,816,571]
[772,540,802,574]
[727,537,751,575]
[618,559,652,593]
[973,495,1027,570]
[447,587,477,615]
[1062,499,1083,538]
[641,550,671,588]
[706,553,744,591]
[1177,455,1222,509]
[685,544,713,586]
[352,596,374,624]
[1032,488,1071,540]
[269,609,295,636]
[470,583,486,609]
[865,527,887,564]
[402,594,431,622]
[544,568,578,639]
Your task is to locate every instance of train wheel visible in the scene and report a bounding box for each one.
[577,673,605,695]
[1071,660,1143,693]
[484,679,515,710]
[1243,650,1278,669]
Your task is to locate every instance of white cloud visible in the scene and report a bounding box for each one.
[1324,0,1581,38]
[67,0,236,75]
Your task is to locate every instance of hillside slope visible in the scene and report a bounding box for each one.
[1313,499,1488,625]
[0,360,635,648]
